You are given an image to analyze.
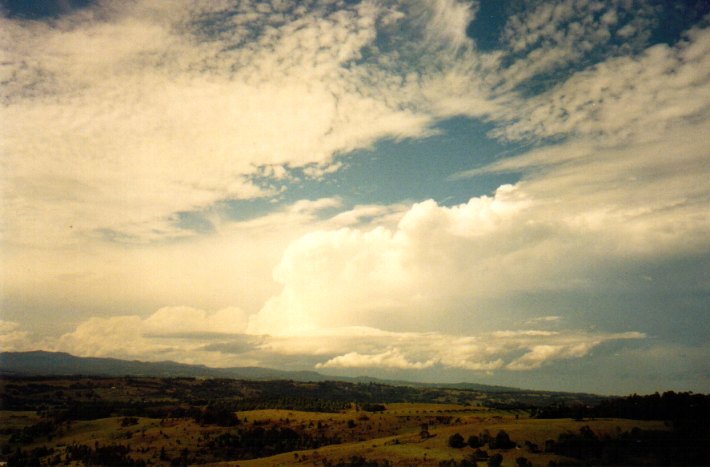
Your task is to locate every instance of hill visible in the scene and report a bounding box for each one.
[0,350,330,381]
[1,374,705,465]
[0,350,519,393]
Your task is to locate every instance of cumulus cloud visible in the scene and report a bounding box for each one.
[143,306,248,336]
[313,329,643,372]
[40,311,644,374]
[0,320,33,351]
[247,184,537,335]
[248,163,709,338]
[54,306,255,366]
[316,349,437,370]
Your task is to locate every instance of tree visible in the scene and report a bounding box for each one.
[468,435,482,448]
[489,430,515,449]
[448,433,466,448]
[487,453,503,466]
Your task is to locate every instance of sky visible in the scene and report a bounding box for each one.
[1,0,709,395]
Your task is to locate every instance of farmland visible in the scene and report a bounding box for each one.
[0,376,706,465]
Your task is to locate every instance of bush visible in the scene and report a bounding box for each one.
[448,433,466,448]
[121,416,139,427]
[489,430,515,449]
[468,435,482,448]
[515,456,532,467]
[362,403,386,412]
[487,453,503,466]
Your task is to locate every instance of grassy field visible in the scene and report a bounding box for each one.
[2,376,701,465]
[1,404,669,466]
[218,404,667,466]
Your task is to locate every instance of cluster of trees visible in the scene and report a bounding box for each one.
[533,391,709,465]
[361,403,387,412]
[4,420,56,444]
[534,391,709,421]
[444,429,523,466]
[546,424,708,465]
[6,443,145,466]
[448,429,516,450]
[158,404,241,426]
[228,397,351,413]
[4,446,56,466]
[208,425,341,460]
[64,443,145,466]
[320,456,390,467]
[438,452,513,466]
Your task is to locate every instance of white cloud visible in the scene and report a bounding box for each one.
[0,1,439,247]
[143,306,248,336]
[422,0,478,50]
[54,306,253,366]
[57,316,148,358]
[505,331,644,370]
[248,158,710,338]
[39,311,644,373]
[1,198,377,330]
[264,326,643,372]
[3,0,707,254]
[494,26,710,143]
[0,320,33,351]
[493,0,657,91]
[316,349,437,370]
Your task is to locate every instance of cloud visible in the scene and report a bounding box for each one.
[526,316,562,324]
[0,320,33,351]
[37,311,644,374]
[0,197,408,334]
[3,0,708,252]
[53,306,255,366]
[143,306,248,336]
[314,328,643,372]
[248,161,709,338]
[6,0,702,251]
[493,0,658,92]
[493,25,710,143]
[316,349,437,370]
[0,1,440,247]
[247,184,537,335]
[505,332,644,370]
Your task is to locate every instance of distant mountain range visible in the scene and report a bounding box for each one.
[0,350,520,393]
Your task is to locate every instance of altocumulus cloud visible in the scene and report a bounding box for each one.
[1,0,437,246]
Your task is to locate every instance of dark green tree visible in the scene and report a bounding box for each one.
[448,432,466,448]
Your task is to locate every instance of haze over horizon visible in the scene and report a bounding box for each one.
[1,0,709,395]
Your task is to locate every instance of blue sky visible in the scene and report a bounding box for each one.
[1,0,709,394]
